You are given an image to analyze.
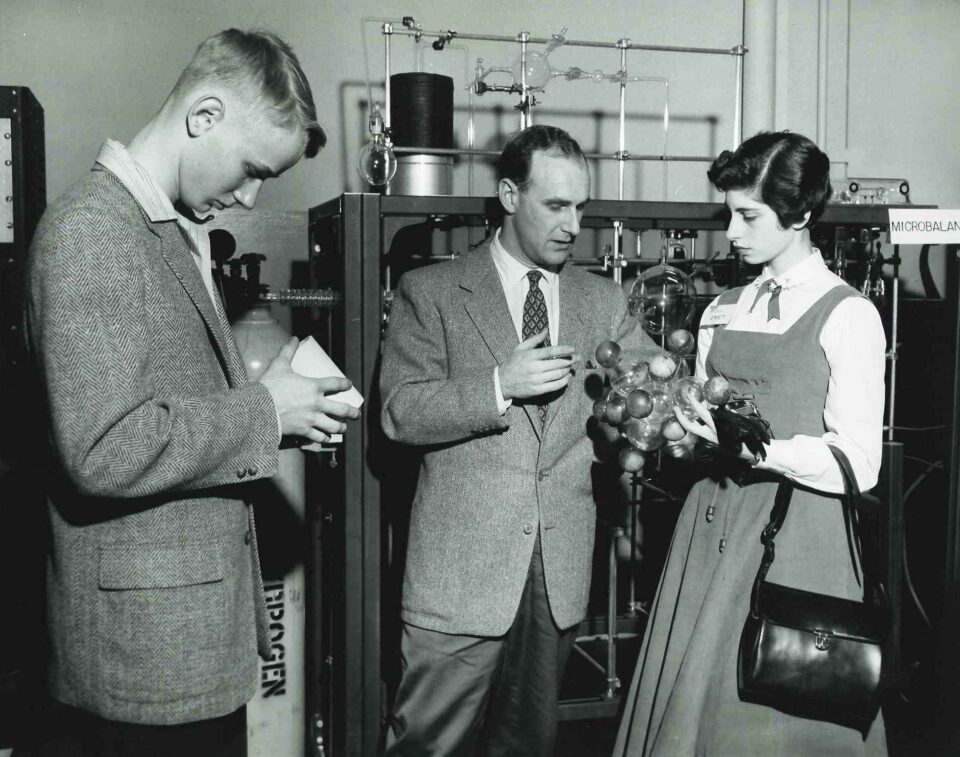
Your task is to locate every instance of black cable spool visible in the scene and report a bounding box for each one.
[389,72,454,149]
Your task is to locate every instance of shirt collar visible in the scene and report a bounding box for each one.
[490,228,559,288]
[94,139,179,224]
[756,248,827,292]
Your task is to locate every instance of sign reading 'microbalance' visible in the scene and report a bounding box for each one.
[888,209,960,244]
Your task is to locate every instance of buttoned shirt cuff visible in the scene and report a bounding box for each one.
[494,366,512,415]
[753,436,855,493]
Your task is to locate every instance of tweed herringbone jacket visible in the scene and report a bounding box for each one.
[380,242,648,636]
[25,166,280,725]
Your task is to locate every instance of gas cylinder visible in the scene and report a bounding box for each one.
[232,302,306,757]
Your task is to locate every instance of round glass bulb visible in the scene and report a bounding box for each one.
[611,360,650,395]
[673,376,705,420]
[511,50,553,91]
[634,379,675,426]
[628,265,697,337]
[623,417,665,452]
[357,139,397,187]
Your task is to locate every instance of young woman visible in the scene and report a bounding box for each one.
[613,131,888,756]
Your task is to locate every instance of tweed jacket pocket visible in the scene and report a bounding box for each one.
[98,544,231,704]
[98,545,225,589]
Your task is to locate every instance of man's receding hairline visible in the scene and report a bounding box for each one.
[522,148,589,186]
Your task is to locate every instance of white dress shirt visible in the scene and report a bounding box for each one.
[490,229,561,413]
[695,251,886,493]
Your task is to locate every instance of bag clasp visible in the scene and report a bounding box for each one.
[814,630,832,651]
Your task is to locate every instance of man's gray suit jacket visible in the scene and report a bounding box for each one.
[380,241,641,637]
[26,166,280,725]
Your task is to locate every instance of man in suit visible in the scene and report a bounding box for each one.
[380,125,655,756]
[25,29,358,756]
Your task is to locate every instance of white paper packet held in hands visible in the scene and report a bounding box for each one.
[290,336,363,448]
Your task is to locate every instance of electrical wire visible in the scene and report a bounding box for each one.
[904,454,944,467]
[900,458,944,630]
[890,457,944,703]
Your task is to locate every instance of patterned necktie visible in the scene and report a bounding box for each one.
[522,270,551,423]
[749,279,782,321]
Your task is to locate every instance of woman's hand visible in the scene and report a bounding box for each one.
[673,397,760,464]
[673,397,718,445]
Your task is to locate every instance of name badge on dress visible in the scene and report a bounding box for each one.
[701,304,735,327]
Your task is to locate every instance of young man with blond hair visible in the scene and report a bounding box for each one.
[26,29,356,756]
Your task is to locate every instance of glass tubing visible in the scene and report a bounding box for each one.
[373,20,744,285]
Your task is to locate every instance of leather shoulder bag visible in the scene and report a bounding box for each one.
[737,445,888,736]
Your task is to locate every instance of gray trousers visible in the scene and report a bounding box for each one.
[384,535,576,757]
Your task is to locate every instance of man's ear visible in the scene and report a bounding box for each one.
[186,95,225,138]
[498,178,519,215]
[791,210,812,230]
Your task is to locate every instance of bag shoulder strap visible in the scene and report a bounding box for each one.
[748,445,884,619]
[830,445,864,587]
[749,478,794,617]
[831,446,889,609]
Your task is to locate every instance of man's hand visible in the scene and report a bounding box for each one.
[259,338,361,444]
[499,328,579,400]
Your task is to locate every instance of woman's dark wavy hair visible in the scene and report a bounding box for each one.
[707,131,832,228]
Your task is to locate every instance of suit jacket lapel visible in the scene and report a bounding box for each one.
[154,221,246,387]
[460,244,544,440]
[461,245,516,366]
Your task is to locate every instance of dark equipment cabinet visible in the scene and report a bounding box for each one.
[0,86,45,463]
[0,86,44,752]
[305,193,907,756]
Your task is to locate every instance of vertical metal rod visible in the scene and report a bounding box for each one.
[662,81,670,200]
[606,528,619,698]
[611,223,623,285]
[617,42,628,202]
[887,244,900,441]
[627,476,640,614]
[519,31,530,129]
[383,23,393,196]
[611,40,630,286]
[383,24,392,131]
[733,44,745,147]
[466,55,476,200]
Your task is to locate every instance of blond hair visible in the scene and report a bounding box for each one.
[173,28,325,157]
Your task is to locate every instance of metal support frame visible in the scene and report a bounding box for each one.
[879,441,904,675]
[942,246,960,708]
[305,193,909,753]
[307,195,383,757]
[363,20,749,286]
[369,20,745,198]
